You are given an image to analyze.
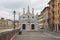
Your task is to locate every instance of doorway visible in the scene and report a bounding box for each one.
[22,24,26,30]
[31,24,35,30]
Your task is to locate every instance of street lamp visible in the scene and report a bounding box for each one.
[13,10,16,29]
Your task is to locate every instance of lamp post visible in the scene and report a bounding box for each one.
[13,10,16,29]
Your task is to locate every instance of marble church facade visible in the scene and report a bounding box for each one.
[19,6,38,31]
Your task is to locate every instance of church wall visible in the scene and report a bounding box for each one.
[19,6,39,31]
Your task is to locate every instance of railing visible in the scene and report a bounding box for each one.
[0,29,19,40]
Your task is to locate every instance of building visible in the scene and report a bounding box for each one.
[38,7,49,30]
[6,19,14,29]
[19,6,38,31]
[58,0,60,31]
[0,18,8,29]
[48,0,60,32]
[0,18,19,30]
[48,0,54,31]
[42,7,49,30]
[15,20,19,29]
[38,12,44,30]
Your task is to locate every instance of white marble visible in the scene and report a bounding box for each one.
[19,6,38,31]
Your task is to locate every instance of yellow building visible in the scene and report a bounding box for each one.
[58,0,60,31]
[48,0,60,32]
[48,0,54,31]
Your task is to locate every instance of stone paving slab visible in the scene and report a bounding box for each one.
[13,31,60,40]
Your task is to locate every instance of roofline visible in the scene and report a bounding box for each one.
[48,0,52,4]
[41,6,49,12]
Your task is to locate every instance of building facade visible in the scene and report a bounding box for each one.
[58,0,60,31]
[38,12,44,30]
[48,0,60,32]
[6,19,14,29]
[15,20,19,29]
[38,7,49,30]
[0,18,8,29]
[0,18,19,30]
[19,6,38,31]
[42,7,49,30]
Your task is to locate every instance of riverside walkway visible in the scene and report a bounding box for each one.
[13,31,60,40]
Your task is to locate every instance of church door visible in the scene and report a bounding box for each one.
[31,24,35,30]
[22,24,26,30]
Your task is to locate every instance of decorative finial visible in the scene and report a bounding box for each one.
[36,12,38,15]
[23,8,25,14]
[32,8,34,14]
[19,12,20,16]
[28,5,30,12]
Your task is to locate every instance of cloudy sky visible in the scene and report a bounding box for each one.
[0,0,50,20]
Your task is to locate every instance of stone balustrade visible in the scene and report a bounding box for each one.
[0,29,19,40]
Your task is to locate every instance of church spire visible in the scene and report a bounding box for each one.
[19,12,20,20]
[27,5,30,12]
[36,12,38,16]
[32,8,34,15]
[23,8,25,14]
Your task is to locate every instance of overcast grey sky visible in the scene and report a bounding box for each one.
[0,0,50,20]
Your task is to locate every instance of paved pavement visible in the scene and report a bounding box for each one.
[13,31,60,40]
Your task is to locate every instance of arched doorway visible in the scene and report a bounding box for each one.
[31,24,35,30]
[22,24,26,30]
